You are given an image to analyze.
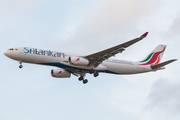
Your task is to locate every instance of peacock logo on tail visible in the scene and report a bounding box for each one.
[139,46,166,65]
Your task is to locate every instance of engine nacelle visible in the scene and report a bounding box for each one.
[51,69,71,78]
[69,57,89,66]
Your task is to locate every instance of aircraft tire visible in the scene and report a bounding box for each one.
[19,65,23,69]
[83,79,88,84]
[94,72,99,77]
[78,76,83,81]
[89,69,94,74]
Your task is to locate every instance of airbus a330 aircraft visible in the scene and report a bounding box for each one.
[3,32,177,84]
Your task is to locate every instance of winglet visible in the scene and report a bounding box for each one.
[140,32,149,38]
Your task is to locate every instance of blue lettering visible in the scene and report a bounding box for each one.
[47,50,53,56]
[29,49,32,54]
[41,50,45,55]
[57,52,61,57]
[56,52,65,58]
[37,50,40,55]
[33,48,37,54]
[62,53,65,58]
[24,47,29,53]
[24,48,65,58]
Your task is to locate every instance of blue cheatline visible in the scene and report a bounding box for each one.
[38,62,120,75]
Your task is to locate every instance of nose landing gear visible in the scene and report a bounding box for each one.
[19,60,23,69]
[19,64,23,69]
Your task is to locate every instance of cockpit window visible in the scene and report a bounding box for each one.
[8,48,14,50]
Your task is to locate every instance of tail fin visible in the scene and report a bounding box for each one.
[139,45,166,65]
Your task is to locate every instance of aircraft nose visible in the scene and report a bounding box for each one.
[3,51,8,56]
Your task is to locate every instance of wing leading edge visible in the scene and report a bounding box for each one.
[84,32,149,67]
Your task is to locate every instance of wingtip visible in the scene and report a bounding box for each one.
[172,59,178,61]
[141,32,149,38]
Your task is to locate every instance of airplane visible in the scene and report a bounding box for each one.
[3,32,177,84]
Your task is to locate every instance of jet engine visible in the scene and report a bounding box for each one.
[51,69,71,78]
[69,57,89,66]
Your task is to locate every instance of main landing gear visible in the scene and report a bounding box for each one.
[78,76,88,84]
[89,69,99,77]
[78,69,99,84]
[93,71,99,77]
[19,60,23,69]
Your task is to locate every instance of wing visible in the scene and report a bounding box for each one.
[84,32,149,67]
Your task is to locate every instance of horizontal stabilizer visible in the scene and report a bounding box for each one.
[151,59,177,69]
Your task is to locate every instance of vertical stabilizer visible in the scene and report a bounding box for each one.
[139,45,166,65]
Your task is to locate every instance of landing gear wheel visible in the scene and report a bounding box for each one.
[19,65,23,69]
[83,79,88,84]
[89,69,94,74]
[94,72,99,77]
[78,76,83,81]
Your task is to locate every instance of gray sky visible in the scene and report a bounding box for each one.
[0,0,180,120]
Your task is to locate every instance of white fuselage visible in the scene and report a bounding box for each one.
[3,47,153,75]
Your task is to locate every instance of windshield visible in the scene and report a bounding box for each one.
[8,48,14,50]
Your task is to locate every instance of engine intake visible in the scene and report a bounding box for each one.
[69,57,89,66]
[51,69,71,78]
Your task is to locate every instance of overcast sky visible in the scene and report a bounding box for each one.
[0,0,180,120]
